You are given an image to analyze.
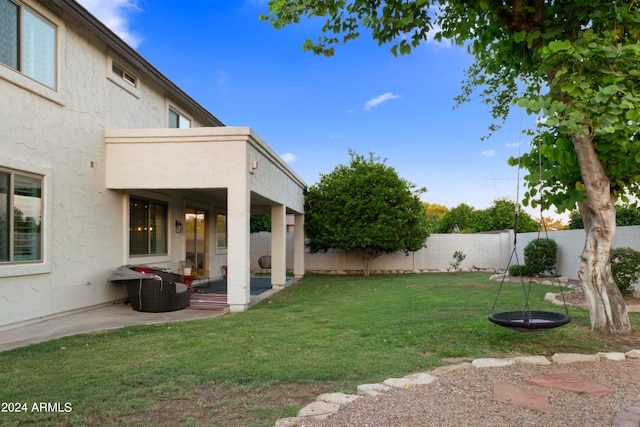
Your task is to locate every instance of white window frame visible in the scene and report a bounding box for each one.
[0,156,51,277]
[0,0,57,89]
[128,195,170,258]
[0,0,63,104]
[168,106,192,128]
[106,54,140,98]
[0,168,44,264]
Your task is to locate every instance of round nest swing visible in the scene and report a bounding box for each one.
[488,310,571,332]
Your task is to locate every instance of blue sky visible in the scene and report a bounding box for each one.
[78,0,558,218]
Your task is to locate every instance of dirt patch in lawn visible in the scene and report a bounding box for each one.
[114,382,344,427]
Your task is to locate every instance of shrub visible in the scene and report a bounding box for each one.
[523,238,558,275]
[610,247,640,295]
[508,264,531,276]
[450,251,466,270]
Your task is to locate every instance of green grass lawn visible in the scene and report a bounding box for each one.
[1,272,638,426]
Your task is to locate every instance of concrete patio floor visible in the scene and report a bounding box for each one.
[0,279,288,353]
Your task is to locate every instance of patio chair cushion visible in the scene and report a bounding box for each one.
[133,266,155,275]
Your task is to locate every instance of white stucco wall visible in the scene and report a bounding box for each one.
[0,1,304,328]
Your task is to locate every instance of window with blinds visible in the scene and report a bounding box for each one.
[0,169,43,263]
[0,0,56,89]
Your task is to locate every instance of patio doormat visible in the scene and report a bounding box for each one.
[194,277,272,296]
[188,294,228,311]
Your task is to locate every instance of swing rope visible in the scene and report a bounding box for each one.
[490,107,532,314]
[488,105,571,330]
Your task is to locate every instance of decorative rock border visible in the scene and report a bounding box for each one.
[274,350,640,427]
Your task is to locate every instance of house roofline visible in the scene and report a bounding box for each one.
[47,0,224,127]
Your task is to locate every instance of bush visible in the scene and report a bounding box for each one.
[508,264,531,277]
[610,247,640,295]
[523,238,558,275]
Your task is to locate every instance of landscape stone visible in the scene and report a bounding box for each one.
[620,370,640,386]
[551,353,599,364]
[626,349,640,359]
[597,352,626,361]
[297,401,340,419]
[527,372,615,396]
[472,358,515,368]
[383,372,435,388]
[493,383,552,413]
[612,410,640,427]
[357,383,391,396]
[510,355,551,365]
[317,392,361,405]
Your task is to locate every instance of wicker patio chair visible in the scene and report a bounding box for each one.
[111,266,190,312]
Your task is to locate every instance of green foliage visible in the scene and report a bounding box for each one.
[569,204,640,229]
[473,199,538,233]
[423,202,449,233]
[610,248,640,295]
[523,238,558,275]
[508,264,532,277]
[437,203,475,233]
[568,210,584,230]
[438,199,538,233]
[304,151,429,274]
[617,206,640,226]
[250,214,271,233]
[450,250,466,270]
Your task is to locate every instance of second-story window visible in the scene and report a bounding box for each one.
[0,0,57,89]
[168,107,191,128]
[112,61,136,87]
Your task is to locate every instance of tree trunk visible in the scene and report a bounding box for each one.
[572,133,631,334]
[356,247,380,277]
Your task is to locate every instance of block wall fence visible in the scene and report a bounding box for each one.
[250,225,640,280]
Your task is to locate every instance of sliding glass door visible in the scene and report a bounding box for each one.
[185,208,208,273]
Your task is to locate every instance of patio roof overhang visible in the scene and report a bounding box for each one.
[104,126,305,214]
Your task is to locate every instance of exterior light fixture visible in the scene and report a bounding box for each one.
[175,220,183,233]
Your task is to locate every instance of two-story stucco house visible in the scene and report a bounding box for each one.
[0,0,306,330]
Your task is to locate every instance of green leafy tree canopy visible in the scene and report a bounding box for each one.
[305,151,429,276]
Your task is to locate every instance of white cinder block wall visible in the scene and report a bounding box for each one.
[251,225,640,280]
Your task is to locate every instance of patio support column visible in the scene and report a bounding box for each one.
[227,184,251,312]
[293,213,305,278]
[271,204,287,288]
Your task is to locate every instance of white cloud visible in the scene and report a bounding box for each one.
[281,153,297,163]
[505,142,520,148]
[482,150,495,158]
[77,0,143,49]
[217,70,229,86]
[364,92,400,111]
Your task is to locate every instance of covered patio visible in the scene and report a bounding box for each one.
[105,127,306,312]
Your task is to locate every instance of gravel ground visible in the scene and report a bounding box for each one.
[298,359,640,427]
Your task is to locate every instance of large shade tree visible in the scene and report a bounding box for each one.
[305,151,429,276]
[262,1,640,333]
